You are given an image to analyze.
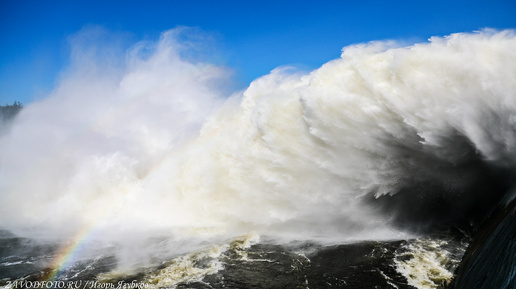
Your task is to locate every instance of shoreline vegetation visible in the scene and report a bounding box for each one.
[0,102,23,123]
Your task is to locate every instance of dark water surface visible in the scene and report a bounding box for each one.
[1,230,469,289]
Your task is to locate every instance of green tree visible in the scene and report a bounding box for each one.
[0,101,23,122]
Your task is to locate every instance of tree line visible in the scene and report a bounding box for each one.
[0,101,23,122]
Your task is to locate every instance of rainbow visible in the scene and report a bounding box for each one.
[43,196,116,281]
[44,222,98,281]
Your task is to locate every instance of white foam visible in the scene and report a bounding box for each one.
[0,29,515,259]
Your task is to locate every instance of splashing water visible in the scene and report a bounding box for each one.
[395,237,468,288]
[0,28,515,277]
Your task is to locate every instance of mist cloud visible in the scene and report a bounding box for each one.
[1,29,515,261]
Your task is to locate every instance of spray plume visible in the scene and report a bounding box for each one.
[0,28,515,269]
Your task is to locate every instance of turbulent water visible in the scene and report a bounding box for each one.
[1,28,516,288]
[1,231,468,289]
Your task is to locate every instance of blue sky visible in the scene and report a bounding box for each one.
[1,0,515,105]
